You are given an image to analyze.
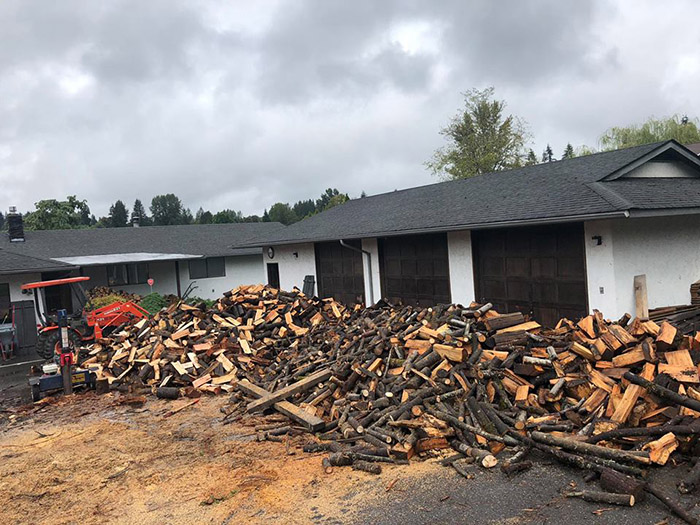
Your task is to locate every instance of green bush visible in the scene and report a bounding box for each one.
[185,296,217,310]
[86,294,130,311]
[139,293,168,315]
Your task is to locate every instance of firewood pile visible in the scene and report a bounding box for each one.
[84,285,700,523]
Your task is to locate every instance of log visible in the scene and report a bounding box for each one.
[646,483,698,525]
[599,468,647,502]
[530,431,651,465]
[566,490,635,506]
[587,423,700,444]
[623,372,700,412]
[246,368,332,413]
[352,460,382,475]
[155,386,180,399]
[500,460,532,476]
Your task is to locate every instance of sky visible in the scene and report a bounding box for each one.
[1,0,699,219]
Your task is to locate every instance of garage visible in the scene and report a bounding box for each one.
[472,223,588,328]
[379,233,451,307]
[315,240,365,305]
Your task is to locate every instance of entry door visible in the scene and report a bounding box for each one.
[379,233,451,307]
[267,263,280,289]
[13,300,37,358]
[473,223,588,327]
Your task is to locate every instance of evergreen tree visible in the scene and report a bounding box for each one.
[195,207,213,224]
[525,149,538,166]
[542,144,555,162]
[562,143,575,159]
[131,199,151,226]
[108,200,129,227]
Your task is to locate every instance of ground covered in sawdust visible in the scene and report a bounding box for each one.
[0,393,436,525]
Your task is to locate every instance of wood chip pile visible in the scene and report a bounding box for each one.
[84,284,700,523]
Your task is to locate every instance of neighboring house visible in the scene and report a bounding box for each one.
[686,142,700,155]
[244,140,700,327]
[0,219,283,359]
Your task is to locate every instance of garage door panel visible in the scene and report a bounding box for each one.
[474,224,587,326]
[315,241,364,305]
[380,233,451,305]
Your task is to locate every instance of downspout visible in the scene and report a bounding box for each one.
[339,240,374,305]
[175,261,182,298]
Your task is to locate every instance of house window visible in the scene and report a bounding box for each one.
[107,263,149,286]
[0,283,10,323]
[188,257,226,279]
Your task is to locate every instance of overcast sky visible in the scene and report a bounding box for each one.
[1,1,699,218]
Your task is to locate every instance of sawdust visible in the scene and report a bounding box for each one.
[0,393,446,525]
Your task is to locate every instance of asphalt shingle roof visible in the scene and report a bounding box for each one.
[0,222,284,270]
[0,250,75,275]
[245,141,700,246]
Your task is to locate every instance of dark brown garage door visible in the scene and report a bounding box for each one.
[315,241,365,306]
[379,233,451,307]
[473,223,588,327]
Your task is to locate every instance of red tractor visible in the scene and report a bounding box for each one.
[21,276,149,360]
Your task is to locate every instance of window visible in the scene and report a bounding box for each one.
[188,257,226,279]
[0,283,10,323]
[107,263,149,286]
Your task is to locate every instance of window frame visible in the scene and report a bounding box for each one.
[106,263,149,286]
[188,257,226,279]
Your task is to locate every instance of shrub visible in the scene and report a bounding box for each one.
[86,293,132,311]
[139,293,168,315]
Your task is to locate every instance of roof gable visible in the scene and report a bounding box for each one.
[602,141,700,181]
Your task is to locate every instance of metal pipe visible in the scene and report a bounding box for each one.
[339,240,374,305]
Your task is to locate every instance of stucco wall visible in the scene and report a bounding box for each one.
[447,230,475,307]
[82,255,264,300]
[264,243,316,294]
[361,238,381,305]
[0,272,42,302]
[585,215,700,317]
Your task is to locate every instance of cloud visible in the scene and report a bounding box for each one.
[0,0,699,220]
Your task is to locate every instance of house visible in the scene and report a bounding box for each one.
[0,218,283,359]
[244,140,700,327]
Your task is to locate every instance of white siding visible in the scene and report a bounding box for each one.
[585,215,700,317]
[447,230,475,307]
[361,238,381,306]
[264,243,316,294]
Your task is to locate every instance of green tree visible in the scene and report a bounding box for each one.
[262,209,271,222]
[315,188,349,212]
[131,199,151,226]
[599,115,700,150]
[24,196,92,230]
[108,200,129,227]
[322,193,349,211]
[293,199,315,219]
[195,207,213,224]
[427,87,529,179]
[562,143,575,159]
[150,194,188,226]
[212,209,242,223]
[241,214,261,222]
[525,149,538,166]
[267,203,298,225]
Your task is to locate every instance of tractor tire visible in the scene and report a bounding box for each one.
[35,330,81,361]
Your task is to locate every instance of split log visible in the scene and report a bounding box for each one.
[623,372,700,412]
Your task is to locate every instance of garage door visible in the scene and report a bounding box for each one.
[379,233,451,307]
[315,241,365,305]
[473,223,588,327]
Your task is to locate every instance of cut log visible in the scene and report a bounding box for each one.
[623,371,700,412]
[566,490,634,506]
[599,468,647,502]
[246,369,332,413]
[530,431,650,465]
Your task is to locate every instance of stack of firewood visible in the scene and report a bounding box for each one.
[85,285,700,523]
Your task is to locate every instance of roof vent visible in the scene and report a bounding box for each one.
[7,206,24,242]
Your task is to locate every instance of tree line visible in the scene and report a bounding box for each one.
[14,188,351,231]
[428,87,700,180]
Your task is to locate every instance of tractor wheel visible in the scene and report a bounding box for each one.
[36,330,81,361]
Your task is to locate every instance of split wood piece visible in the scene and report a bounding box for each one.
[246,369,332,413]
[566,490,635,507]
[238,379,326,432]
[678,460,700,494]
[634,274,649,321]
[656,321,677,351]
[623,371,700,412]
[642,432,678,466]
[645,483,698,525]
[599,468,647,503]
[530,431,651,465]
[611,362,656,424]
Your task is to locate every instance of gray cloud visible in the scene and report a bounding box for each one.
[0,0,699,219]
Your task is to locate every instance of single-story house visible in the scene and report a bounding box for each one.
[242,140,700,327]
[0,219,283,359]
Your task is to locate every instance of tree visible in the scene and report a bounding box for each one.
[599,115,700,150]
[150,194,188,226]
[131,199,151,226]
[0,212,5,231]
[292,199,315,219]
[562,143,575,159]
[24,196,92,230]
[360,190,367,198]
[212,209,242,224]
[262,209,271,222]
[267,203,298,225]
[195,208,213,224]
[323,193,349,211]
[542,144,555,163]
[525,149,538,166]
[427,87,529,179]
[108,200,129,227]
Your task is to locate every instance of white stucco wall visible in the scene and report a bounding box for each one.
[264,243,316,294]
[0,272,42,302]
[361,238,381,305]
[624,160,698,178]
[585,215,700,317]
[82,255,265,300]
[447,230,475,307]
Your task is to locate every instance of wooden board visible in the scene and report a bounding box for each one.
[246,368,332,413]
